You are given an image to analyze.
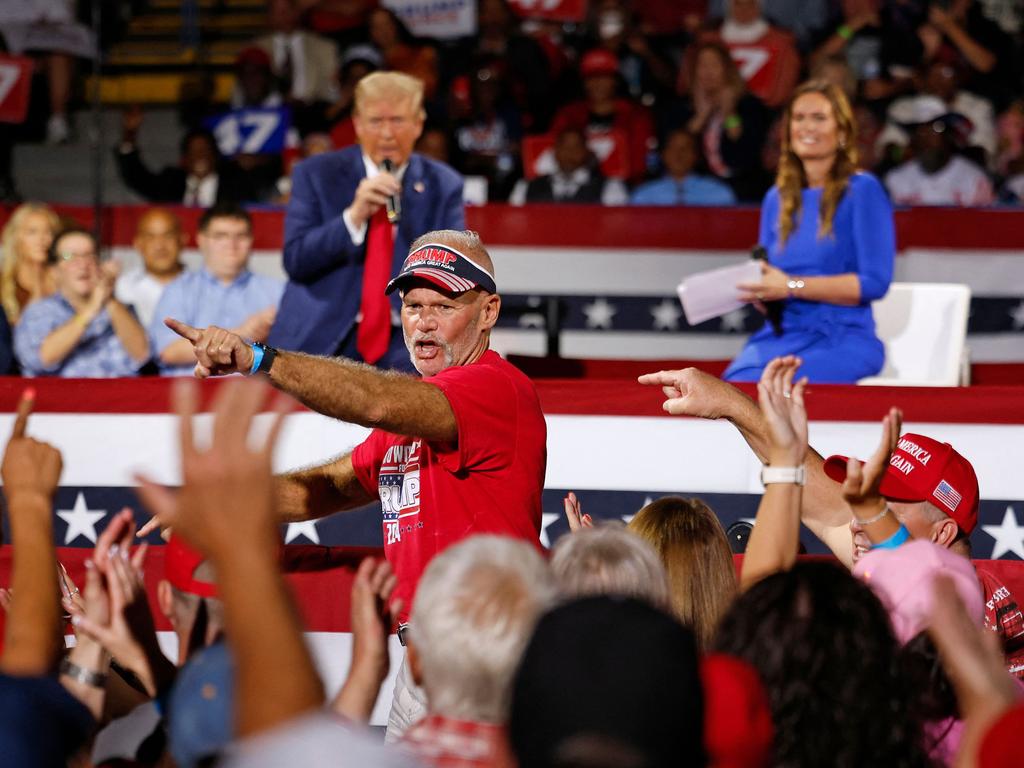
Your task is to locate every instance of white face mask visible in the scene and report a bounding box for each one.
[598,12,625,39]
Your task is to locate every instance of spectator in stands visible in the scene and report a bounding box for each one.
[550,49,655,184]
[452,60,523,202]
[550,524,672,610]
[230,47,285,109]
[630,129,737,205]
[326,44,384,149]
[628,497,738,650]
[114,113,250,206]
[877,61,996,170]
[14,227,149,377]
[710,0,831,52]
[368,8,439,102]
[474,0,555,133]
[150,204,283,376]
[115,209,186,329]
[699,0,801,109]
[0,202,59,325]
[673,41,770,202]
[884,98,995,206]
[416,125,450,165]
[588,0,677,106]
[919,0,1017,110]
[510,596,705,768]
[400,536,556,765]
[254,0,340,106]
[509,127,629,205]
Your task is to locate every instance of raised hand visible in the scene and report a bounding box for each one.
[757,356,808,466]
[164,317,256,378]
[840,406,902,522]
[1,388,62,504]
[563,491,592,533]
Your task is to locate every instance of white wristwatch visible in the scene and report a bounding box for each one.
[760,465,806,486]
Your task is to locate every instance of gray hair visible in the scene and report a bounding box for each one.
[409,535,555,723]
[550,524,672,611]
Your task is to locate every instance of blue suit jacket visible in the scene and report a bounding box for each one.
[268,145,465,354]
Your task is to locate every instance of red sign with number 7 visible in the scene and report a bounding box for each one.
[0,55,32,124]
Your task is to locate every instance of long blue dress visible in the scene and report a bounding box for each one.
[723,172,895,383]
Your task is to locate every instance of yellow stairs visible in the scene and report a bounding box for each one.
[88,0,267,105]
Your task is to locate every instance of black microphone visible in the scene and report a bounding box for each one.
[381,158,401,224]
[751,244,784,337]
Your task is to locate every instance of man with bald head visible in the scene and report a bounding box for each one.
[155,228,545,735]
[116,209,186,328]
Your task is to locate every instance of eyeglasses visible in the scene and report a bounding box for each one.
[207,232,253,243]
[58,250,97,261]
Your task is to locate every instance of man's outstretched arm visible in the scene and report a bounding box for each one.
[164,318,458,444]
[638,364,855,567]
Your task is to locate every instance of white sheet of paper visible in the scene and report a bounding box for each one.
[677,260,762,326]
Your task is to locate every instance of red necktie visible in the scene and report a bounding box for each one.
[356,208,393,364]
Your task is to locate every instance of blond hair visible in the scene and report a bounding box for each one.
[354,71,425,118]
[627,497,737,650]
[776,80,859,247]
[1,203,59,324]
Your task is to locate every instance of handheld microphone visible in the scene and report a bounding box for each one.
[751,244,784,337]
[381,158,401,224]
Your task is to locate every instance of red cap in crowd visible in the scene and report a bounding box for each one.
[165,536,218,599]
[580,49,619,78]
[700,654,774,768]
[823,433,979,535]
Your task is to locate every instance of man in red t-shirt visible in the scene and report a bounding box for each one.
[163,228,547,732]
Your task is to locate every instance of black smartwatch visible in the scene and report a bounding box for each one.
[249,342,278,375]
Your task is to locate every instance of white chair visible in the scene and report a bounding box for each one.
[858,282,971,387]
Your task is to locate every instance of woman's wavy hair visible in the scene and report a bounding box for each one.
[713,562,932,768]
[627,497,736,650]
[776,80,858,248]
[1,202,59,324]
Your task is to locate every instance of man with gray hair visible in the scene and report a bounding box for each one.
[400,535,556,766]
[268,70,465,366]
[160,227,548,736]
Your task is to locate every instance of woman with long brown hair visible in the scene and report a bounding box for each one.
[723,80,895,383]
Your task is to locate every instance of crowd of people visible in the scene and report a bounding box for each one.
[3,319,1024,765]
[98,0,1024,207]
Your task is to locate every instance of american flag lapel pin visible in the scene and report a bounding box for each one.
[414,181,425,193]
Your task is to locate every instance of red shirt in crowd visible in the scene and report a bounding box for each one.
[352,350,546,620]
[700,26,800,109]
[977,567,1024,680]
[549,100,654,183]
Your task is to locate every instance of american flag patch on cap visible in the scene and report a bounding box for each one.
[933,480,962,511]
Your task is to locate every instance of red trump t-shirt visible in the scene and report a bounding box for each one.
[351,350,546,620]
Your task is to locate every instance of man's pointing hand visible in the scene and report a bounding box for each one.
[165,317,255,378]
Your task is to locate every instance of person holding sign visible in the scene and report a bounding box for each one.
[722,80,894,384]
[267,72,464,368]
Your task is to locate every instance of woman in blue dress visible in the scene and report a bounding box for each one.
[723,80,895,383]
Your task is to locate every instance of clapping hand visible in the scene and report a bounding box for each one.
[757,356,808,467]
[840,406,902,522]
[563,491,593,532]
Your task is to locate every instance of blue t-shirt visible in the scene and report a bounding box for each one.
[150,268,284,376]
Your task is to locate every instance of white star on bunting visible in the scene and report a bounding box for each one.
[539,513,560,548]
[720,309,747,333]
[650,299,681,331]
[285,520,321,544]
[583,298,617,329]
[1010,301,1024,330]
[56,493,107,545]
[982,506,1024,560]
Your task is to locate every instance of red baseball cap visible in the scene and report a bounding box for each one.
[580,49,619,78]
[823,433,979,535]
[165,536,218,598]
[700,654,773,768]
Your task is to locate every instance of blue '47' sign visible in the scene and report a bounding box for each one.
[204,107,291,156]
